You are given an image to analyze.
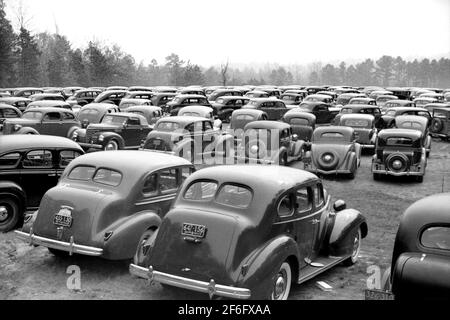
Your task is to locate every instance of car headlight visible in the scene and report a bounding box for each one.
[14,124,22,131]
[98,134,105,142]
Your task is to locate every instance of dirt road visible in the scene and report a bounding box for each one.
[1,140,449,300]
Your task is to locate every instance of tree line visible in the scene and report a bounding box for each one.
[1,1,449,89]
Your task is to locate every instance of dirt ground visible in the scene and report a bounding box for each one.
[1,139,449,300]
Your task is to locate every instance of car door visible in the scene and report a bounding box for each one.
[57,149,84,180]
[40,112,64,136]
[310,183,327,261]
[122,117,142,148]
[19,149,58,208]
[202,120,215,151]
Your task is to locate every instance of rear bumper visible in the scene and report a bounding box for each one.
[234,155,275,164]
[129,264,251,300]
[78,142,104,150]
[15,229,103,256]
[371,163,424,176]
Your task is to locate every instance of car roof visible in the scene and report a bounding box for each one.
[395,115,428,125]
[215,96,248,101]
[81,103,118,111]
[314,125,355,136]
[245,120,290,130]
[174,94,206,99]
[342,104,379,109]
[28,100,70,107]
[232,109,265,116]
[0,97,31,102]
[283,110,316,120]
[179,105,213,112]
[340,114,375,121]
[157,116,209,124]
[23,107,74,113]
[126,105,161,112]
[378,128,423,139]
[0,135,83,152]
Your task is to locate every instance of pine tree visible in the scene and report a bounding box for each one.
[0,0,15,87]
[14,26,41,86]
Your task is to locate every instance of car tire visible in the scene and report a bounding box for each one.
[105,140,119,151]
[343,229,361,266]
[269,261,292,300]
[133,229,156,266]
[0,197,21,233]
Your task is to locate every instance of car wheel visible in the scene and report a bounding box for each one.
[133,229,156,266]
[343,229,361,266]
[48,248,70,257]
[0,197,21,233]
[270,262,292,300]
[105,140,119,151]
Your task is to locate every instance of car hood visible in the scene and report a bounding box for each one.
[31,182,118,247]
[4,118,37,125]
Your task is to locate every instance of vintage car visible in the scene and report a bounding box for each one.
[423,102,450,113]
[13,88,44,98]
[281,110,315,142]
[130,165,368,300]
[336,93,366,107]
[0,104,22,128]
[445,92,450,102]
[242,98,288,120]
[166,94,212,116]
[280,93,303,106]
[316,91,337,101]
[376,95,398,109]
[118,98,151,111]
[29,93,65,102]
[123,91,154,101]
[0,135,83,232]
[207,89,242,102]
[305,86,325,95]
[349,97,376,106]
[338,114,377,150]
[238,121,305,165]
[333,104,383,129]
[245,90,270,99]
[76,103,120,128]
[66,89,102,107]
[430,107,450,140]
[229,109,268,141]
[151,92,177,109]
[142,116,232,164]
[257,87,282,98]
[177,88,205,96]
[303,94,334,105]
[26,100,72,111]
[371,129,427,182]
[419,92,444,102]
[386,87,411,100]
[210,96,250,122]
[93,90,128,106]
[374,193,450,299]
[15,151,194,259]
[127,86,153,92]
[0,97,31,112]
[384,100,416,109]
[126,106,162,126]
[298,101,339,124]
[394,115,431,156]
[73,113,152,151]
[178,105,215,120]
[369,90,394,100]
[303,126,361,179]
[381,107,431,128]
[1,107,80,138]
[413,97,439,109]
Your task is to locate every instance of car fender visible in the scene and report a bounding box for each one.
[16,127,39,135]
[236,235,299,299]
[67,126,80,138]
[0,181,26,212]
[327,208,367,257]
[100,132,125,149]
[101,210,162,260]
[292,139,305,157]
[271,146,288,163]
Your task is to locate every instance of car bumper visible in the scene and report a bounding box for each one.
[77,142,104,150]
[234,155,275,164]
[129,264,251,300]
[15,229,103,256]
[371,164,424,176]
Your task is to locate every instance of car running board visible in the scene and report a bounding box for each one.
[298,256,347,285]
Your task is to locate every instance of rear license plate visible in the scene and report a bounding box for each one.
[182,223,206,238]
[53,214,72,228]
[364,289,394,300]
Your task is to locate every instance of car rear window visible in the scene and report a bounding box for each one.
[22,111,42,120]
[0,152,21,168]
[343,119,370,127]
[93,169,122,186]
[184,180,218,201]
[68,166,96,181]
[397,121,423,130]
[216,184,253,209]
[290,118,309,126]
[235,114,256,121]
[386,137,413,146]
[156,121,180,131]
[421,226,450,251]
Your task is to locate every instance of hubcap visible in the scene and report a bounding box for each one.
[392,159,403,170]
[250,145,259,154]
[273,272,286,299]
[324,154,333,162]
[0,206,9,222]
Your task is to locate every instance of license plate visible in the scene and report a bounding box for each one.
[182,223,206,238]
[53,214,72,227]
[364,289,394,300]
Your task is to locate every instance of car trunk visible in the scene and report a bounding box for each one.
[144,131,184,151]
[150,208,238,285]
[353,128,372,144]
[32,183,109,245]
[312,144,351,170]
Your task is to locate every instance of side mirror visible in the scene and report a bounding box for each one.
[292,134,298,141]
[333,200,346,212]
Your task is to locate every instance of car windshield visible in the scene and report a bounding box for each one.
[216,184,253,209]
[156,121,181,131]
[341,108,353,114]
[421,226,450,250]
[386,137,413,146]
[79,108,100,117]
[397,121,424,130]
[343,119,370,128]
[184,181,218,201]
[101,115,127,125]
[22,111,43,120]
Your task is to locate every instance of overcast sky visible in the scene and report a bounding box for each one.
[4,0,450,67]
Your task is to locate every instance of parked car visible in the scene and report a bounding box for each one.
[371,129,427,182]
[386,87,411,100]
[178,105,215,120]
[0,104,22,128]
[413,97,439,108]
[298,101,339,124]
[369,90,394,100]
[29,93,65,102]
[73,113,152,151]
[15,151,194,258]
[0,135,83,232]
[238,121,305,165]
[303,126,361,179]
[142,116,232,163]
[177,88,205,96]
[394,115,431,156]
[280,93,303,106]
[123,91,154,101]
[151,92,177,109]
[93,90,128,106]
[26,100,72,111]
[119,98,151,111]
[336,93,366,107]
[257,87,282,98]
[245,90,270,99]
[281,110,316,142]
[338,114,377,150]
[430,107,450,140]
[207,89,242,102]
[1,107,80,137]
[13,88,44,98]
[375,193,450,299]
[242,98,288,120]
[66,89,102,107]
[76,103,120,129]
[381,107,431,128]
[0,97,31,112]
[303,94,334,104]
[423,102,450,113]
[211,96,250,122]
[376,95,398,109]
[349,97,376,106]
[333,104,383,129]
[384,100,416,109]
[126,106,162,126]
[130,165,368,300]
[419,92,444,102]
[229,109,268,141]
[127,86,153,92]
[166,94,212,116]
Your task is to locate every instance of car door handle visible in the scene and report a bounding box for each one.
[311,219,320,225]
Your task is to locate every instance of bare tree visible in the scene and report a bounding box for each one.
[220,60,229,86]
[14,0,32,29]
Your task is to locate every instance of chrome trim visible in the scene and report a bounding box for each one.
[129,264,251,300]
[15,230,103,256]
[135,195,176,205]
